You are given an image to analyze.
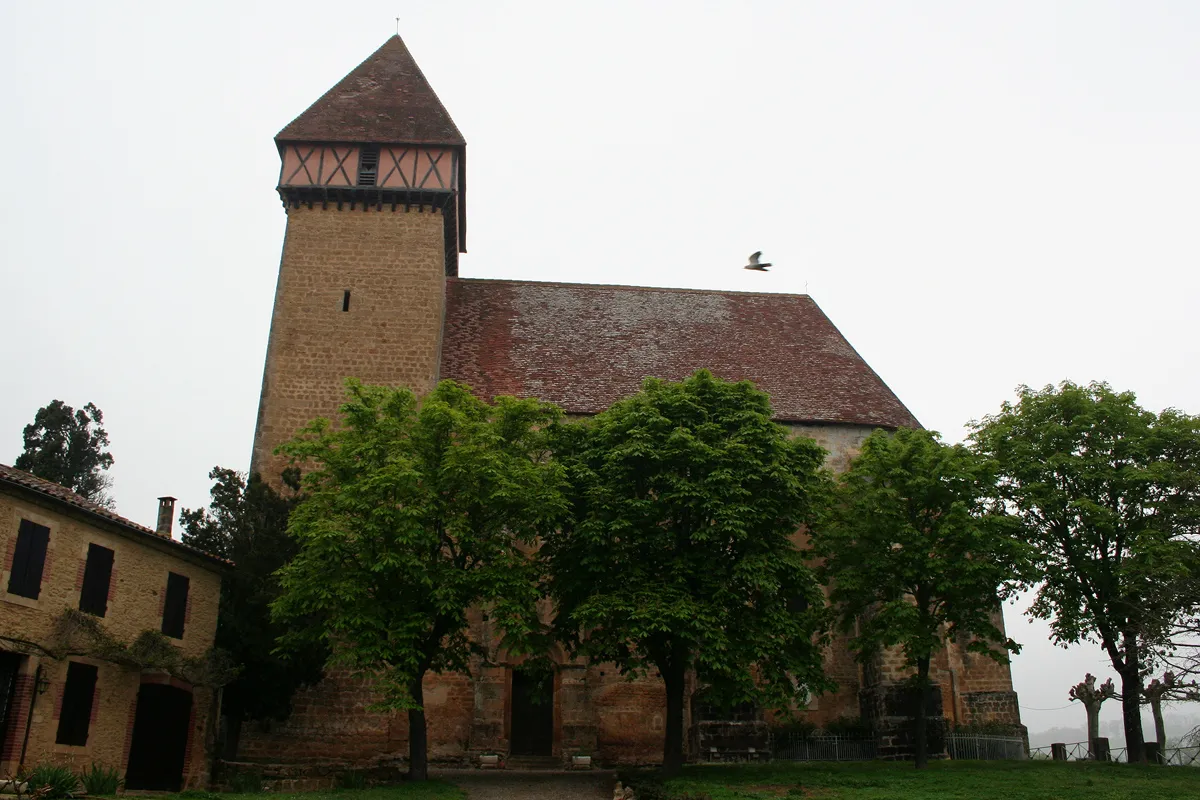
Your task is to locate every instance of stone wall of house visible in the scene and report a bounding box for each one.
[251,205,448,481]
[0,490,223,787]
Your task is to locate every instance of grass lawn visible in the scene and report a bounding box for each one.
[662,760,1200,800]
[160,787,464,800]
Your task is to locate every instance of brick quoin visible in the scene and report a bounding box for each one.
[52,681,64,720]
[122,696,137,767]
[1,675,33,762]
[182,698,197,785]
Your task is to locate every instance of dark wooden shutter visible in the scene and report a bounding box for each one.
[55,662,98,746]
[357,146,380,186]
[161,572,189,639]
[7,520,50,599]
[79,544,115,617]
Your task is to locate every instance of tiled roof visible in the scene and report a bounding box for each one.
[277,35,465,145]
[0,464,231,569]
[440,279,920,429]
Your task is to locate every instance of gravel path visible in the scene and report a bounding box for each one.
[443,771,615,800]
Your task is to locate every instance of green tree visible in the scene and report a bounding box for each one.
[970,382,1200,762]
[270,380,565,781]
[179,467,325,754]
[543,370,832,776]
[15,400,114,506]
[810,427,1026,768]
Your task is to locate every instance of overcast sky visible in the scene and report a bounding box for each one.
[3,1,1198,738]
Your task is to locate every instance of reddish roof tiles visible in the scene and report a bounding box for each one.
[440,279,920,429]
[277,35,465,145]
[0,464,231,569]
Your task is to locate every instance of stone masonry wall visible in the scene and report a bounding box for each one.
[0,491,223,786]
[251,204,448,481]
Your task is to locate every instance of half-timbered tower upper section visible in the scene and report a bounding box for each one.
[274,35,467,270]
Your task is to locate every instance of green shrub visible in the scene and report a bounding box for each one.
[78,763,121,795]
[225,768,264,794]
[335,770,367,790]
[772,719,819,738]
[25,764,80,799]
[823,715,873,738]
[952,720,1023,736]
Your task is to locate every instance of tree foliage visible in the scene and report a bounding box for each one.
[15,400,114,506]
[180,466,325,743]
[811,427,1026,768]
[543,370,832,776]
[270,380,565,780]
[970,381,1200,761]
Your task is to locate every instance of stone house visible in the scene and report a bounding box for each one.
[239,35,1023,768]
[0,464,227,789]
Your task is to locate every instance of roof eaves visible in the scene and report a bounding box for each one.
[0,467,233,571]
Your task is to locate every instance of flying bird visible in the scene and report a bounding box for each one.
[743,251,772,271]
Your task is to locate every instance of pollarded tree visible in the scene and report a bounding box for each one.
[970,382,1200,762]
[15,400,114,506]
[270,380,566,781]
[1142,671,1199,750]
[810,427,1027,769]
[543,370,832,777]
[1068,673,1116,757]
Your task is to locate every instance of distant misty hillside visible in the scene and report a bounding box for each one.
[1028,710,1200,749]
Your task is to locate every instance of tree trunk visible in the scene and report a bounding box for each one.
[1085,703,1100,745]
[1117,656,1145,764]
[661,660,686,778]
[1151,696,1166,749]
[914,656,930,770]
[408,670,429,781]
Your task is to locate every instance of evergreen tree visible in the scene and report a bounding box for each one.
[180,467,325,754]
[15,400,114,506]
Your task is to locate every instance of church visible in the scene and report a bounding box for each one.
[240,35,1021,769]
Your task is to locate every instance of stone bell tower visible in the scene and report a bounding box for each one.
[252,36,466,480]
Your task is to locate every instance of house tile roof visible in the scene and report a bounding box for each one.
[277,35,465,145]
[0,464,231,569]
[440,279,920,429]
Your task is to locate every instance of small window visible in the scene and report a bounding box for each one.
[55,662,98,746]
[79,544,114,617]
[342,289,351,312]
[7,519,50,600]
[357,146,380,186]
[161,572,189,639]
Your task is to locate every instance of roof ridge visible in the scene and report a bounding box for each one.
[448,276,813,300]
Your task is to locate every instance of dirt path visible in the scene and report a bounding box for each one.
[443,770,615,800]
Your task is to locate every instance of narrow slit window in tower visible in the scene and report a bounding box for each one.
[357,146,380,186]
[342,290,351,312]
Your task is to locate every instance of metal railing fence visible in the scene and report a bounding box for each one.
[945,733,1026,761]
[770,733,878,762]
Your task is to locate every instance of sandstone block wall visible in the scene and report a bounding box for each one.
[0,490,222,786]
[252,205,448,481]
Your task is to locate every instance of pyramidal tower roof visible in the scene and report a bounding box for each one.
[277,35,465,145]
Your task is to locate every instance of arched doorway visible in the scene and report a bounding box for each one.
[125,682,192,791]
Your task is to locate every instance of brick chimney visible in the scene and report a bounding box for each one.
[156,496,177,537]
